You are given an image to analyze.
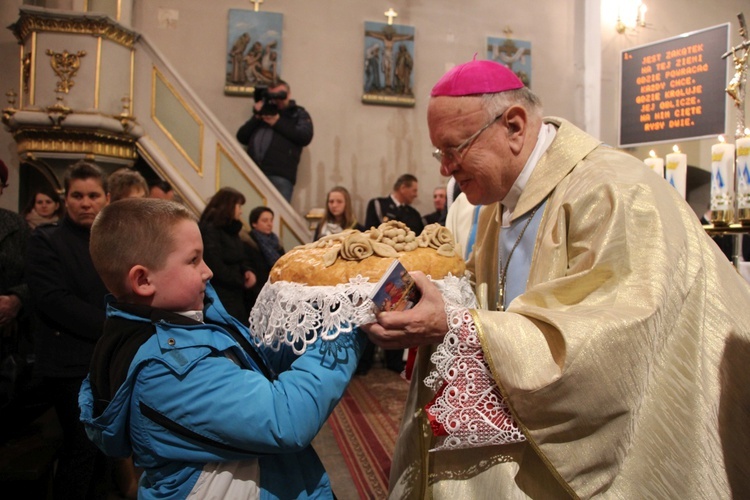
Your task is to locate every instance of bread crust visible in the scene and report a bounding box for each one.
[269,221,465,285]
[270,245,465,285]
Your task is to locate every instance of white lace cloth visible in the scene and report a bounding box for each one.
[248,272,525,451]
[249,273,475,354]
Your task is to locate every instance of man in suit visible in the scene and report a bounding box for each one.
[364,174,423,234]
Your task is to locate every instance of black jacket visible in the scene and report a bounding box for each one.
[236,100,313,185]
[200,219,254,325]
[0,208,29,309]
[365,196,424,235]
[26,216,108,378]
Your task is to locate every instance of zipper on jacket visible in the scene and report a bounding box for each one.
[140,402,269,455]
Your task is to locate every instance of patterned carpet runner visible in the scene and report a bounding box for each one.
[328,368,410,499]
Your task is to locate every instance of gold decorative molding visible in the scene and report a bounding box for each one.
[22,52,31,95]
[94,37,102,108]
[30,32,37,106]
[11,127,137,160]
[215,142,267,205]
[10,8,138,49]
[135,142,201,216]
[46,49,86,94]
[280,216,307,248]
[151,66,204,176]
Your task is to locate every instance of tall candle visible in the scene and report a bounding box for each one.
[710,136,735,213]
[644,150,664,177]
[737,131,750,215]
[665,145,687,199]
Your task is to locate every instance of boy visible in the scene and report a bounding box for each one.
[79,198,364,499]
[106,168,148,202]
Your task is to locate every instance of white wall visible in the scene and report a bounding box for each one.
[130,0,581,220]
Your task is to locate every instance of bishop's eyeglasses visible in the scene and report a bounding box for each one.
[432,112,505,165]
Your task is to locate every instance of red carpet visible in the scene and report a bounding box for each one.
[328,368,409,499]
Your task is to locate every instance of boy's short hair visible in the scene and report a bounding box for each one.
[90,198,195,298]
[64,160,107,193]
[107,168,148,202]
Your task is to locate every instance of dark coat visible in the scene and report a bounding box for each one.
[26,216,108,378]
[236,100,313,185]
[200,219,254,325]
[0,208,29,309]
[365,196,424,234]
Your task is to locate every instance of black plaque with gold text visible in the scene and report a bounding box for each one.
[619,24,730,147]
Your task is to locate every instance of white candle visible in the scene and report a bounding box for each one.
[737,132,750,211]
[644,150,664,177]
[665,145,687,199]
[710,136,735,212]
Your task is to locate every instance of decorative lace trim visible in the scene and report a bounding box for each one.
[248,273,476,356]
[425,303,526,451]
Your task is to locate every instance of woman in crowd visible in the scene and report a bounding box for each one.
[313,186,364,240]
[245,206,284,310]
[198,187,256,325]
[23,185,64,230]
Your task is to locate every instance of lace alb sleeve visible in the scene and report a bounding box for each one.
[424,300,526,451]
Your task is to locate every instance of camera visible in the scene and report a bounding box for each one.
[254,86,287,116]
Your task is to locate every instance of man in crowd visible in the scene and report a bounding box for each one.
[148,178,175,201]
[236,80,313,203]
[422,185,447,225]
[27,161,110,499]
[364,59,750,498]
[364,173,423,234]
[0,160,28,335]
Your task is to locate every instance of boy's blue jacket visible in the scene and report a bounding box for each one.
[78,283,364,499]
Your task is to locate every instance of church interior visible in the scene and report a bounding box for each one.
[0,0,748,227]
[0,0,749,498]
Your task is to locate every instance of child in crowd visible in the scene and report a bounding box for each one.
[313,186,364,240]
[23,184,64,229]
[79,198,365,499]
[106,168,148,202]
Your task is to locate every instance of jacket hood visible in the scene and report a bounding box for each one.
[79,284,239,456]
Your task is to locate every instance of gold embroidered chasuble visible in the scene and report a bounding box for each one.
[389,118,750,499]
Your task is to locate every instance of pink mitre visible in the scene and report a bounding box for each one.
[431,57,524,97]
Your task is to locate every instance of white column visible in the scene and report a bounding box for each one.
[583,0,602,137]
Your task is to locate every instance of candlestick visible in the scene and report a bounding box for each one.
[665,145,687,199]
[737,130,750,225]
[710,136,735,225]
[644,150,664,177]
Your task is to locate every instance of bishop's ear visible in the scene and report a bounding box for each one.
[127,265,156,298]
[503,105,528,154]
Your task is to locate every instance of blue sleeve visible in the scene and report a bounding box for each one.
[133,329,365,462]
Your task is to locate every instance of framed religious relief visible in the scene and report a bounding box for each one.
[225,9,284,96]
[362,21,416,107]
[487,37,532,88]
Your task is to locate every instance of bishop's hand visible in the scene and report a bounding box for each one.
[362,271,449,349]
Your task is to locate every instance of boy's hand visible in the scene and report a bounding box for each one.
[244,271,257,289]
[0,294,21,326]
[362,272,449,349]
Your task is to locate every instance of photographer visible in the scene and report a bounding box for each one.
[236,80,313,203]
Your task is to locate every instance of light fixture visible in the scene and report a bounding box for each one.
[616,1,648,34]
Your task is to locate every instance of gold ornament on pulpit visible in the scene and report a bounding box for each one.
[46,49,86,94]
